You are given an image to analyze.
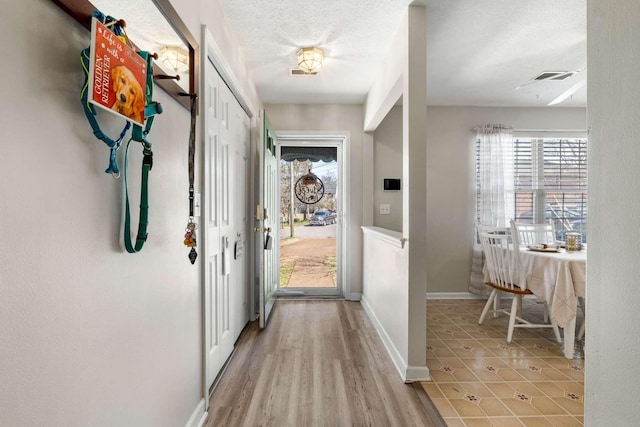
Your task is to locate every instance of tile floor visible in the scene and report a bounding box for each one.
[420,298,585,427]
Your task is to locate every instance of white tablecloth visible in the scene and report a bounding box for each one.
[519,248,586,328]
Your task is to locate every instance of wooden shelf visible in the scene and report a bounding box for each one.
[50,0,199,111]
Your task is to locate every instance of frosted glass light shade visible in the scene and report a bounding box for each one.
[160,46,189,73]
[296,47,324,74]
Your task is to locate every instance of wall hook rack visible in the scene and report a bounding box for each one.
[50,0,198,111]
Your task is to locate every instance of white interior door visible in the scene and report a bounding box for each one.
[258,112,279,328]
[203,58,250,390]
[231,105,250,340]
[217,80,235,360]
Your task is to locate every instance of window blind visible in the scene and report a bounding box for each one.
[477,138,588,241]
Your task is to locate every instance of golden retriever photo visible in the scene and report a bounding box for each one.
[111,65,145,124]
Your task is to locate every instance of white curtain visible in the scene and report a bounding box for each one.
[469,124,515,294]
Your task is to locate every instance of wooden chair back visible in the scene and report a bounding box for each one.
[477,223,527,293]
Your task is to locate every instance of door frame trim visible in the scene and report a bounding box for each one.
[259,114,279,327]
[276,131,351,299]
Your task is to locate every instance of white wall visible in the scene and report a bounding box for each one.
[264,104,365,296]
[363,12,406,132]
[586,0,640,423]
[402,4,428,376]
[425,106,586,293]
[0,1,262,426]
[361,5,428,381]
[172,0,262,114]
[361,227,409,379]
[373,106,403,231]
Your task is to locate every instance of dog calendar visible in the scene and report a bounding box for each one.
[88,18,147,125]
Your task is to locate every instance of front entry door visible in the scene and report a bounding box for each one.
[277,140,343,297]
[257,112,279,328]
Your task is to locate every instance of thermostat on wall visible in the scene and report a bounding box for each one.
[383,178,401,191]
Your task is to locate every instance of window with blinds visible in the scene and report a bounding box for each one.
[476,137,588,241]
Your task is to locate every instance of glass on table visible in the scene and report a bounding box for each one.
[566,232,582,251]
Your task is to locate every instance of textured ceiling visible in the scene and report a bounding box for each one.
[218,0,587,107]
[218,0,414,104]
[425,0,587,107]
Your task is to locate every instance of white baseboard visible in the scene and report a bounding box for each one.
[405,365,431,383]
[426,292,486,300]
[347,292,361,301]
[361,296,410,382]
[185,398,208,427]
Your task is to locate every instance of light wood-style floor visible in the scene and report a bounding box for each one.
[206,300,444,427]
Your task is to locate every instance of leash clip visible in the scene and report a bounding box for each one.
[143,152,153,170]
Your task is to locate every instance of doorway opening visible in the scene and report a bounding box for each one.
[276,138,344,297]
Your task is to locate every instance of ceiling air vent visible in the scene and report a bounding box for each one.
[289,68,318,76]
[533,71,575,81]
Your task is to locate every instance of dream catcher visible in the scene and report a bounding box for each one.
[294,170,325,205]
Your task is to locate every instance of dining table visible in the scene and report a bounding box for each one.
[518,246,587,359]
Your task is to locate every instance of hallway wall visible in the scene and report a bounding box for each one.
[0,3,200,426]
[373,106,403,232]
[586,0,640,422]
[265,104,365,297]
[0,1,262,426]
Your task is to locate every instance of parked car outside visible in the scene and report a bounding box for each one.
[309,210,334,226]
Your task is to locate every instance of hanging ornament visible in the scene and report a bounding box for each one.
[294,170,325,205]
[188,247,198,264]
[184,221,198,264]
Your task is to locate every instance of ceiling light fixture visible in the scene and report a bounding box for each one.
[296,47,324,74]
[160,46,189,74]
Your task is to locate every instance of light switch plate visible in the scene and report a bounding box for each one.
[380,204,391,215]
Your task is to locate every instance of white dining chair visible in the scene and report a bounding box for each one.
[477,222,562,343]
[577,297,586,340]
[511,219,557,322]
[511,219,557,246]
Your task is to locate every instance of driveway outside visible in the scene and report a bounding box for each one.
[279,224,336,288]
